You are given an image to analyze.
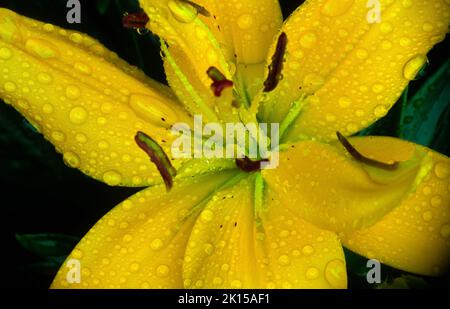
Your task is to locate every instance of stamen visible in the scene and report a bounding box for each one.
[236,157,270,173]
[336,132,398,170]
[264,32,287,92]
[207,66,234,97]
[135,131,177,190]
[122,12,149,32]
[180,0,211,17]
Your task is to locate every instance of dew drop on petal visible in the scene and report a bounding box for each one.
[66,85,81,100]
[324,259,346,288]
[434,162,449,179]
[156,265,170,277]
[25,38,59,59]
[63,151,81,168]
[403,54,427,80]
[305,267,319,280]
[0,47,12,60]
[321,0,354,17]
[69,106,88,124]
[167,0,198,23]
[103,170,123,186]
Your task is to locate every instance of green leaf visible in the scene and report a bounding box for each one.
[16,233,79,259]
[400,59,450,148]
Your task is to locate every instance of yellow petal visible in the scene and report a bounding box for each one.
[257,0,450,142]
[183,174,347,288]
[341,146,450,276]
[262,136,434,233]
[0,8,193,187]
[139,0,231,120]
[51,170,238,288]
[193,0,283,101]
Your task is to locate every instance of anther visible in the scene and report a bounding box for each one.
[135,131,177,190]
[122,12,149,33]
[264,32,287,92]
[336,132,398,170]
[236,157,270,173]
[180,0,211,17]
[207,66,233,97]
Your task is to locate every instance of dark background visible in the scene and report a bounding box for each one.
[0,0,449,289]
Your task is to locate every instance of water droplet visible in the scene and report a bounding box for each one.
[63,151,81,168]
[151,238,163,251]
[321,0,354,17]
[401,0,413,8]
[302,73,325,94]
[69,33,83,43]
[65,85,81,100]
[422,211,435,224]
[381,40,392,50]
[372,83,384,93]
[3,81,16,92]
[230,280,242,288]
[300,32,317,49]
[305,267,319,280]
[204,243,214,255]
[399,37,412,47]
[25,38,59,59]
[422,186,432,195]
[73,249,83,259]
[42,23,55,32]
[101,102,113,114]
[325,259,346,288]
[278,255,290,266]
[130,263,140,272]
[98,140,109,150]
[380,22,393,34]
[346,123,358,133]
[356,48,368,59]
[374,105,387,117]
[122,200,134,211]
[75,133,88,144]
[69,106,88,124]
[302,245,314,256]
[167,0,198,23]
[213,277,223,286]
[156,264,170,277]
[434,162,449,179]
[37,72,53,84]
[103,170,123,186]
[129,94,178,126]
[422,23,434,32]
[237,14,254,29]
[200,209,214,222]
[339,96,352,108]
[431,195,442,207]
[403,54,427,80]
[123,234,133,242]
[42,103,54,114]
[74,62,92,75]
[51,131,66,142]
[0,47,12,60]
[440,224,450,238]
[325,113,336,122]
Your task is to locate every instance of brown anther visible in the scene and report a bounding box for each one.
[207,66,234,97]
[336,132,398,170]
[236,157,270,173]
[264,32,287,92]
[122,12,149,30]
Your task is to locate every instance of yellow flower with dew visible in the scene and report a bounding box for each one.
[0,0,449,289]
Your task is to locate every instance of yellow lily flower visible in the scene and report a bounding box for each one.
[1,0,449,289]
